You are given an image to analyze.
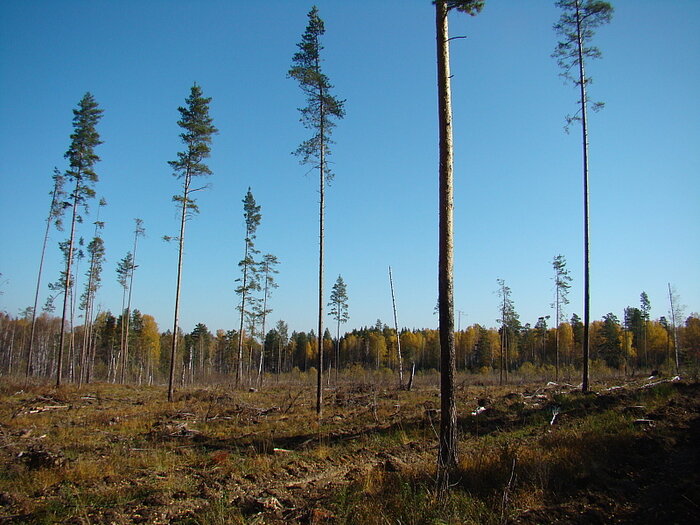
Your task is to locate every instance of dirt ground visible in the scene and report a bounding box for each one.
[0,376,697,524]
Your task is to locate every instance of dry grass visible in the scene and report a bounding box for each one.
[0,375,695,524]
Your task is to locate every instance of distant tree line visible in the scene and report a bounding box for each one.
[2,308,698,383]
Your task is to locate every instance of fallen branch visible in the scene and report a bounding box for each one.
[25,405,70,414]
[283,390,303,415]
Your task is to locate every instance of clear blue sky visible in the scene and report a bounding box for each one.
[1,0,698,336]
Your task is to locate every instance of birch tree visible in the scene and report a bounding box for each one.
[289,6,345,416]
[553,0,613,392]
[388,267,403,387]
[166,84,217,402]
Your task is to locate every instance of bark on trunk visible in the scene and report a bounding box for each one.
[316,73,325,417]
[122,223,141,385]
[56,177,81,387]
[575,0,592,393]
[27,180,62,382]
[436,0,458,472]
[168,175,189,402]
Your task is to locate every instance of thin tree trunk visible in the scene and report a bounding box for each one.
[27,179,61,383]
[555,283,560,382]
[236,250,250,389]
[436,0,458,473]
[316,68,325,417]
[123,222,142,385]
[56,177,81,387]
[335,316,340,385]
[575,0,592,393]
[500,291,505,386]
[389,266,404,387]
[668,283,680,374]
[118,287,127,383]
[168,174,190,402]
[80,223,102,386]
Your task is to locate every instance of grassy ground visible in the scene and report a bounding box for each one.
[0,374,697,524]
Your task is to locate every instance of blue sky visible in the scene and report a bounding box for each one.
[1,0,698,336]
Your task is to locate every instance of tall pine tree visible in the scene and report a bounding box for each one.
[553,0,613,392]
[166,84,217,401]
[435,0,484,481]
[235,188,262,387]
[289,6,345,416]
[56,93,103,387]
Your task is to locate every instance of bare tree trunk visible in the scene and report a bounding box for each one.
[168,174,190,402]
[316,79,325,417]
[389,266,404,387]
[123,221,142,386]
[668,283,680,374]
[335,317,340,385]
[27,179,62,383]
[572,0,593,393]
[118,287,127,383]
[257,270,271,389]
[57,178,81,387]
[555,284,560,382]
[436,0,458,473]
[236,256,250,389]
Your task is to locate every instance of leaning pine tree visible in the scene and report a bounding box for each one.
[434,0,484,483]
[166,84,217,402]
[288,6,345,416]
[56,93,103,387]
[553,0,613,392]
[26,169,65,381]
